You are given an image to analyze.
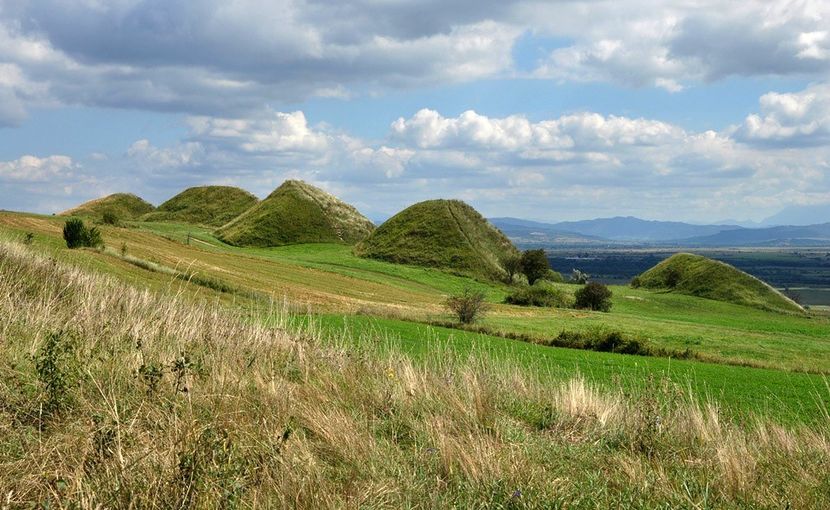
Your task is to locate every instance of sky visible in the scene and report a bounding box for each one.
[1,0,829,223]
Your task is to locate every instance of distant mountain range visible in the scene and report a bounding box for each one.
[489,216,830,247]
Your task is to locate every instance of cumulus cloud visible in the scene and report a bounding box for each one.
[734,82,830,145]
[1,0,829,121]
[0,0,518,118]
[0,154,74,181]
[533,1,830,89]
[80,103,826,222]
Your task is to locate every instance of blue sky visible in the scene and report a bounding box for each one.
[1,1,829,223]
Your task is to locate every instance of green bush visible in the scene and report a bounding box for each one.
[520,249,550,285]
[100,210,120,226]
[63,218,103,249]
[445,287,489,324]
[505,282,571,308]
[574,282,613,312]
[542,269,564,283]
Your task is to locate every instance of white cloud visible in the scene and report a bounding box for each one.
[735,82,830,145]
[1,0,829,122]
[0,154,74,181]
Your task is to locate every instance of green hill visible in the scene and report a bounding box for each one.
[141,186,258,227]
[216,180,375,247]
[634,253,804,314]
[61,193,154,221]
[355,199,518,281]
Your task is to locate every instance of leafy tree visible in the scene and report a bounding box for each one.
[520,249,550,285]
[63,219,103,249]
[445,287,489,324]
[500,253,522,283]
[574,282,613,312]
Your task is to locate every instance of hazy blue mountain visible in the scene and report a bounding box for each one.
[546,216,741,241]
[682,223,830,246]
[762,204,830,226]
[488,217,615,246]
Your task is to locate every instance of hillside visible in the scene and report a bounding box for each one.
[2,238,828,507]
[216,180,374,246]
[61,193,154,221]
[141,185,258,227]
[635,253,804,314]
[356,199,518,281]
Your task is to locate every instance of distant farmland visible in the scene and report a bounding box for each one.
[547,248,830,305]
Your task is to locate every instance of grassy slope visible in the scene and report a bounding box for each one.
[216,180,374,246]
[3,240,828,508]
[636,252,804,314]
[356,199,518,281]
[141,185,258,227]
[2,211,830,421]
[2,212,829,373]
[312,314,830,425]
[60,193,155,220]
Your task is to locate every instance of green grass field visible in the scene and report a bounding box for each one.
[2,211,829,426]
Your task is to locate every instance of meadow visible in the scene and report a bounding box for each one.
[1,236,829,508]
[1,212,829,426]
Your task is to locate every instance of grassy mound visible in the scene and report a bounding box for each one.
[635,253,803,314]
[61,193,154,221]
[355,199,518,281]
[141,186,258,227]
[216,180,374,247]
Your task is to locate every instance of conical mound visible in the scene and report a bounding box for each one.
[355,199,518,281]
[634,253,803,314]
[141,186,258,227]
[216,180,375,247]
[61,193,154,221]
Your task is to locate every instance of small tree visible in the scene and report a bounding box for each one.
[501,253,522,284]
[63,219,103,249]
[574,282,613,312]
[445,288,489,324]
[520,249,550,285]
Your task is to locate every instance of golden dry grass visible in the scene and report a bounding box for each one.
[1,239,829,508]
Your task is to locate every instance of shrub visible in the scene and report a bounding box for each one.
[63,218,103,249]
[664,266,682,288]
[574,282,613,312]
[520,249,550,285]
[542,269,564,283]
[505,282,571,308]
[100,210,120,226]
[445,287,489,324]
[630,276,642,288]
[23,232,35,245]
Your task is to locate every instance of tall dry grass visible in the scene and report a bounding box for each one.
[0,239,828,508]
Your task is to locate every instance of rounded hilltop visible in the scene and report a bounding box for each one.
[634,253,804,314]
[355,199,519,281]
[60,193,154,221]
[216,180,375,247]
[141,185,258,227]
